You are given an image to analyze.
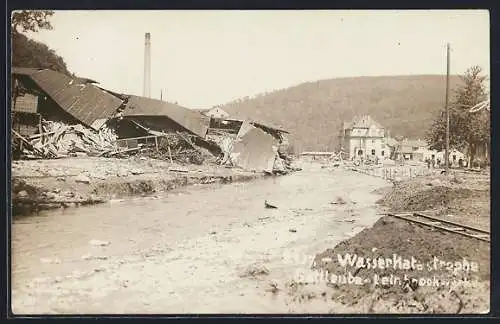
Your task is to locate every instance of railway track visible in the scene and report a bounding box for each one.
[387,212,490,242]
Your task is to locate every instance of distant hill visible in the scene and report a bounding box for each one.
[220,75,463,152]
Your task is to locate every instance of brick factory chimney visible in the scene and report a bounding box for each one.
[143,32,151,98]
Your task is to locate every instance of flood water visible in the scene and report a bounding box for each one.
[12,162,390,314]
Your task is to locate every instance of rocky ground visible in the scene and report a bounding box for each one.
[11,156,268,216]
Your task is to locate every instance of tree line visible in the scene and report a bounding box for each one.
[11,10,72,75]
[426,65,490,166]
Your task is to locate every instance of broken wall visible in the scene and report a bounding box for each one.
[122,95,210,138]
[11,112,41,137]
[230,125,278,172]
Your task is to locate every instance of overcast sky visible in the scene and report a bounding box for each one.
[25,10,489,109]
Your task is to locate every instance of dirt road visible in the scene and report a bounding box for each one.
[11,161,389,314]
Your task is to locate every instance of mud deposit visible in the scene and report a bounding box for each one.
[11,163,490,314]
[376,170,490,230]
[308,169,491,314]
[11,162,389,314]
[313,216,490,314]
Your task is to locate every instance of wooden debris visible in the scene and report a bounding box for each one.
[14,120,118,160]
[265,200,278,209]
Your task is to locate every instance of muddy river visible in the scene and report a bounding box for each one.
[11,162,390,314]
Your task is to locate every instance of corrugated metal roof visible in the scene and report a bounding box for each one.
[12,67,97,84]
[74,77,98,84]
[11,67,44,76]
[216,117,289,134]
[122,95,210,138]
[28,69,123,130]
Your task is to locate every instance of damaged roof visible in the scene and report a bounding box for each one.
[15,69,124,130]
[121,95,210,138]
[215,117,289,134]
[12,67,44,76]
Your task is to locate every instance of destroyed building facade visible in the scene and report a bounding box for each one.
[10,67,295,174]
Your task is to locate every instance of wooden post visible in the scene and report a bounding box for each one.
[38,114,42,135]
[168,145,173,163]
[155,136,158,152]
[445,43,451,173]
[166,138,173,164]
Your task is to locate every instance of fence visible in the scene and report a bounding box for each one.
[114,135,166,150]
[353,164,435,181]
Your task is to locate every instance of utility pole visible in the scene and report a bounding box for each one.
[160,89,163,101]
[445,43,451,173]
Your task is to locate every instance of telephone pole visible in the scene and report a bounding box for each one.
[444,43,451,172]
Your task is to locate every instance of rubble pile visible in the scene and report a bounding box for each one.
[17,120,118,159]
[206,133,237,166]
[205,126,297,174]
[11,66,299,175]
[132,132,218,165]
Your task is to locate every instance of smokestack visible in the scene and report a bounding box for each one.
[143,32,151,98]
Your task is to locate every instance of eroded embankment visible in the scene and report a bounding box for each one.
[309,170,490,314]
[12,170,262,217]
[312,216,490,314]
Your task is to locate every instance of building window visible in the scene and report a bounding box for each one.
[371,139,375,144]
[357,150,363,156]
[381,150,385,156]
[371,149,376,155]
[453,155,456,161]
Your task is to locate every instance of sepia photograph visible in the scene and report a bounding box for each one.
[10,10,490,315]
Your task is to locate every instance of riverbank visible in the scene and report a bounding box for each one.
[11,163,390,314]
[11,157,271,216]
[10,162,490,314]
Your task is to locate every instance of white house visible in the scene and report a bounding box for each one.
[393,139,429,162]
[435,149,466,167]
[204,107,230,119]
[420,147,439,162]
[342,115,386,161]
